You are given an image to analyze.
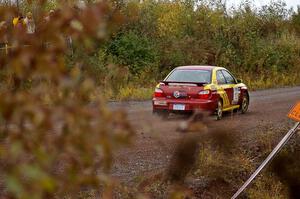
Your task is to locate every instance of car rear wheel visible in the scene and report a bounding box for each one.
[216,100,223,120]
[240,95,249,114]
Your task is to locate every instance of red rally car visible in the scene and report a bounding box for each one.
[152,66,250,120]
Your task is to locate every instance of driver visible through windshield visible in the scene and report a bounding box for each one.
[165,69,211,84]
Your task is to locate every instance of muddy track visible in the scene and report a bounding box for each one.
[109,86,300,182]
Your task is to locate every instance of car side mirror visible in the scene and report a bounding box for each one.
[237,78,242,83]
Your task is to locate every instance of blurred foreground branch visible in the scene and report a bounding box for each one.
[0,1,134,198]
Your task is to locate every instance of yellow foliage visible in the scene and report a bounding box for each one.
[157,3,184,38]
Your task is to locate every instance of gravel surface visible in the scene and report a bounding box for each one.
[109,86,300,183]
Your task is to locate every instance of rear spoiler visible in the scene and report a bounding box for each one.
[160,81,207,86]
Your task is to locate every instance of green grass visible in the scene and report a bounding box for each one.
[115,87,154,101]
[240,70,300,90]
[90,86,153,101]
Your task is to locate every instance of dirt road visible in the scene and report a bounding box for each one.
[109,86,300,182]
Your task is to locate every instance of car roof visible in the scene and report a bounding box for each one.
[175,65,224,71]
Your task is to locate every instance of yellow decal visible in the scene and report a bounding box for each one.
[223,92,230,107]
[217,89,230,107]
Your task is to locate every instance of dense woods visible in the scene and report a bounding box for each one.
[3,0,300,99]
[82,0,300,94]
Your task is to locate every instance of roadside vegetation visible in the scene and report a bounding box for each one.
[0,1,135,198]
[4,0,300,100]
[73,0,300,100]
[120,121,300,198]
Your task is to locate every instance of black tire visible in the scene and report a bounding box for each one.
[215,100,223,120]
[240,95,249,114]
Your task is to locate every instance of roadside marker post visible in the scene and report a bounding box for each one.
[231,101,300,199]
[5,43,8,55]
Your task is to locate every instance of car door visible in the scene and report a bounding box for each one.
[221,70,238,106]
[216,70,231,108]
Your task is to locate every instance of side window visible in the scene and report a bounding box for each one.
[222,70,236,84]
[216,71,226,84]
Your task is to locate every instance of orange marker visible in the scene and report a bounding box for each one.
[288,101,300,122]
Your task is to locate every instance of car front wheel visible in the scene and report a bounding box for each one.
[240,95,249,114]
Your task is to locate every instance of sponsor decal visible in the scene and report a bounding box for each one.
[154,101,167,106]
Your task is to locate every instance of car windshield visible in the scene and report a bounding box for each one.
[165,69,211,83]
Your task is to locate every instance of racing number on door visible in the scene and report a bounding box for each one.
[233,87,240,104]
